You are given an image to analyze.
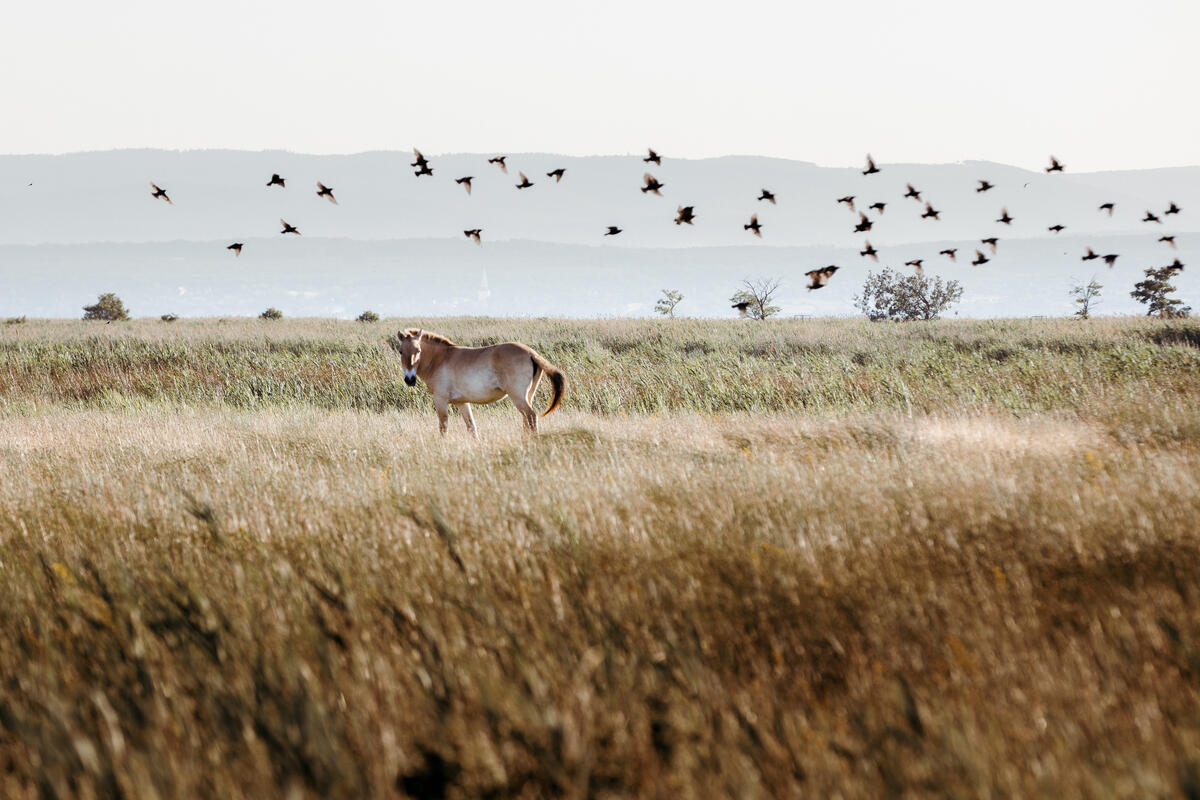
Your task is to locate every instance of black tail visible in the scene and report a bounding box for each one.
[531,355,565,417]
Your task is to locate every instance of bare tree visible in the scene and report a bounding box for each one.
[1070,277,1102,319]
[654,289,684,318]
[730,278,782,321]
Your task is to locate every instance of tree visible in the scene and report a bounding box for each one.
[730,278,782,321]
[1131,266,1189,317]
[356,310,380,323]
[260,307,283,320]
[1070,277,1103,319]
[853,269,962,321]
[82,292,130,321]
[654,289,684,318]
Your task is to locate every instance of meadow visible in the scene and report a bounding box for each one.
[2,316,1200,798]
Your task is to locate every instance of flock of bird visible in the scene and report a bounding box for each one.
[145,148,1186,311]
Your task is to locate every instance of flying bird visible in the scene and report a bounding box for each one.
[644,148,662,165]
[981,237,999,252]
[862,154,880,175]
[266,173,286,188]
[1048,224,1065,233]
[837,195,856,211]
[996,207,1013,225]
[1144,211,1162,223]
[1099,202,1114,216]
[732,301,751,317]
[1165,202,1182,215]
[905,259,924,275]
[860,241,878,261]
[1159,235,1176,248]
[1082,247,1100,261]
[805,266,839,290]
[604,226,622,236]
[642,173,664,195]
[515,172,534,189]
[675,206,696,225]
[316,182,337,204]
[227,243,243,256]
[455,176,473,194]
[868,201,886,214]
[904,183,922,201]
[976,180,994,193]
[546,168,566,182]
[1102,253,1119,268]
[972,250,989,266]
[744,213,762,237]
[1167,258,1185,271]
[758,189,776,204]
[921,201,940,220]
[150,183,172,204]
[464,228,482,246]
[412,149,433,177]
[1045,156,1065,173]
[854,213,873,232]
[280,219,300,235]
[939,248,957,261]
[488,156,508,173]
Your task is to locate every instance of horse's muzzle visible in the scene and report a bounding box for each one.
[404,375,417,387]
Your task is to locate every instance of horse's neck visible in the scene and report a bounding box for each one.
[418,339,452,377]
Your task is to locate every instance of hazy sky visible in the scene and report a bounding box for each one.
[3,0,1197,170]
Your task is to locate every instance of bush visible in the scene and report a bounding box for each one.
[5,316,26,325]
[161,314,179,323]
[356,310,380,323]
[82,293,130,322]
[260,308,283,321]
[854,269,962,321]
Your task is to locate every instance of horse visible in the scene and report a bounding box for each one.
[396,329,566,436]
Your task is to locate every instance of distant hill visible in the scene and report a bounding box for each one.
[0,150,1194,317]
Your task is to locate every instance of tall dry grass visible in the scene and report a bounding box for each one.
[0,318,1199,797]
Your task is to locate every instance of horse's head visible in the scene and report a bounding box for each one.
[398,328,424,386]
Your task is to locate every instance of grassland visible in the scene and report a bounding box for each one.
[2,316,1200,798]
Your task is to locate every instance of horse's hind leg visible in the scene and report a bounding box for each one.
[460,403,479,439]
[525,370,543,407]
[510,395,538,434]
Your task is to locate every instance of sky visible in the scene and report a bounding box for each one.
[2,0,1197,171]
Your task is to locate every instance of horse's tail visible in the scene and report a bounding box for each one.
[532,354,566,417]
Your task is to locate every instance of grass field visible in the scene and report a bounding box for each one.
[2,316,1200,798]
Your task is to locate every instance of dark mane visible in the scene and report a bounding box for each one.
[403,329,456,346]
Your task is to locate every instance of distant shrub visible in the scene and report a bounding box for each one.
[82,293,130,322]
[5,316,26,325]
[260,308,283,321]
[161,314,179,323]
[854,269,962,321]
[356,310,380,323]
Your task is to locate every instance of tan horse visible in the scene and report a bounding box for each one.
[396,329,565,436]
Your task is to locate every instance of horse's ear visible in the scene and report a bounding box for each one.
[415,328,424,340]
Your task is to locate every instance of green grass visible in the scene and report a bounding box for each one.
[2,316,1199,415]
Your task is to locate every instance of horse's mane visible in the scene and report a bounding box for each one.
[403,329,456,346]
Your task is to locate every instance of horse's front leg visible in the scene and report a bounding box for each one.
[434,396,450,435]
[460,403,479,439]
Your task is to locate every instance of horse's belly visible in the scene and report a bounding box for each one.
[448,374,506,404]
